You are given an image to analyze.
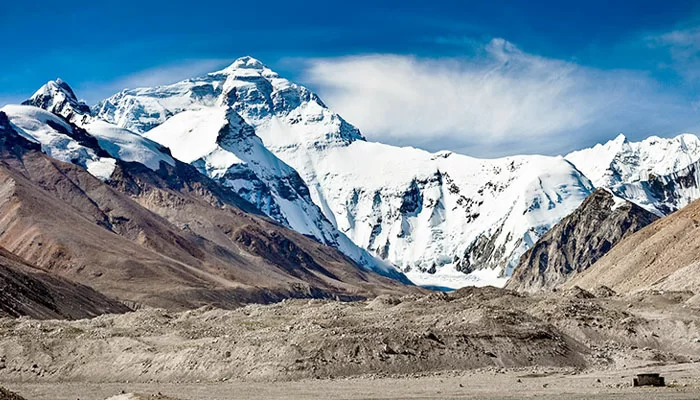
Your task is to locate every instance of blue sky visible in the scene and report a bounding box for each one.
[2,0,700,156]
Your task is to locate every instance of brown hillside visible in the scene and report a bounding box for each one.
[0,113,414,311]
[566,196,700,293]
[0,245,129,319]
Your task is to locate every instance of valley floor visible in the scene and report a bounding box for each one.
[6,363,700,400]
[2,286,700,399]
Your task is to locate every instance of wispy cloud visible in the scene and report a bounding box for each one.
[303,39,700,156]
[647,26,700,81]
[75,58,232,104]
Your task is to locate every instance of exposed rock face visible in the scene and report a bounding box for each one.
[506,189,658,292]
[0,246,130,320]
[566,195,700,293]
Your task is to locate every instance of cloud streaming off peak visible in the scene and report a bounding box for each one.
[303,39,699,156]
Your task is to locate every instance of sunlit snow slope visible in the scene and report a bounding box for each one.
[566,133,700,216]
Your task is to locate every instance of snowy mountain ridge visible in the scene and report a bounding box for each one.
[19,77,403,282]
[23,78,92,121]
[95,57,598,288]
[10,57,700,289]
[18,79,177,174]
[566,133,700,215]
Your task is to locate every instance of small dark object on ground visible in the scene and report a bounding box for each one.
[633,373,665,387]
[0,386,27,400]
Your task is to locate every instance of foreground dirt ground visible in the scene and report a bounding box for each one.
[2,286,700,398]
[5,362,700,399]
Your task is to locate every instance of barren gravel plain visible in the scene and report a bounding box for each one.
[2,286,700,399]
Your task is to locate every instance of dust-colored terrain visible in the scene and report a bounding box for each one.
[2,286,700,399]
[7,363,700,400]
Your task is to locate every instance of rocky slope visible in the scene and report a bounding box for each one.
[0,386,26,400]
[503,133,700,293]
[1,287,699,383]
[566,196,700,293]
[0,105,413,310]
[506,189,659,292]
[0,245,129,320]
[96,57,595,288]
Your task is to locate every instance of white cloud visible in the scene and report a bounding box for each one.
[303,39,699,156]
[75,59,231,104]
[648,27,700,81]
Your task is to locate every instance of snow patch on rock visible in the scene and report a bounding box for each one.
[567,133,700,215]
[1,105,117,180]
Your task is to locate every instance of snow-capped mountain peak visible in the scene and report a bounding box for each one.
[612,133,627,145]
[24,79,91,120]
[215,56,277,77]
[95,59,365,151]
[567,132,700,188]
[93,74,405,281]
[15,80,176,177]
[229,56,265,69]
[566,132,700,215]
[214,60,365,151]
[93,57,601,288]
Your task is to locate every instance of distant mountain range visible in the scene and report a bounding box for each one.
[2,55,700,312]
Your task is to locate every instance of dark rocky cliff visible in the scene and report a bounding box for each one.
[506,189,658,292]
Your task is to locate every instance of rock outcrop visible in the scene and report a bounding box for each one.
[506,189,658,292]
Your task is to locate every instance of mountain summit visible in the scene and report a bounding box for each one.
[92,69,404,282]
[217,56,268,73]
[94,59,597,288]
[24,79,91,120]
[0,83,414,313]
